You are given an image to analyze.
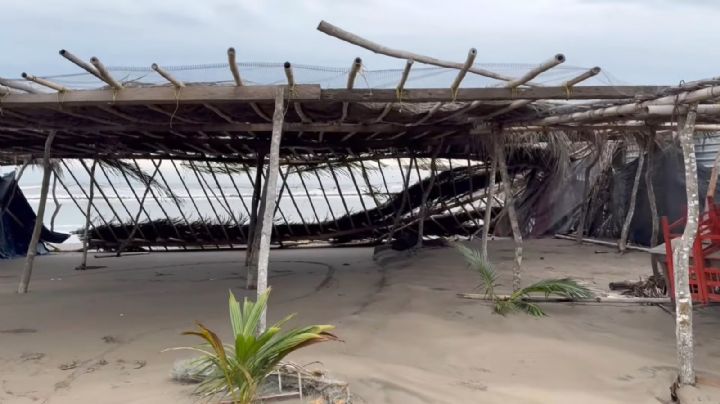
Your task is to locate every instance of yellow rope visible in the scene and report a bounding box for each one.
[169,86,182,128]
[564,84,573,100]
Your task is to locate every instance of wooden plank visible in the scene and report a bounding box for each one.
[0,84,321,107]
[0,84,668,107]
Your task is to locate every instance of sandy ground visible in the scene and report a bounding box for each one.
[0,238,719,404]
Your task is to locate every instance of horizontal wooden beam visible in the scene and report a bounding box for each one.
[0,84,668,108]
[0,121,466,134]
[320,86,667,102]
[0,85,321,107]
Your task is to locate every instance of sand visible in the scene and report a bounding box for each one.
[1,238,719,403]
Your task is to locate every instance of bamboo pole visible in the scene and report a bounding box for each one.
[396,60,414,96]
[255,86,285,333]
[505,54,565,88]
[0,77,40,94]
[317,20,517,83]
[79,160,127,236]
[645,104,720,116]
[495,135,523,291]
[78,159,97,270]
[59,49,105,82]
[89,57,123,89]
[18,131,55,294]
[340,57,362,122]
[227,47,243,86]
[618,140,645,254]
[152,63,185,88]
[295,167,324,232]
[481,157,497,261]
[312,166,340,230]
[450,49,477,96]
[534,84,720,125]
[674,104,698,386]
[447,159,481,237]
[21,73,68,92]
[116,164,161,256]
[562,66,602,87]
[645,135,659,247]
[284,62,295,87]
[345,161,373,226]
[278,167,311,234]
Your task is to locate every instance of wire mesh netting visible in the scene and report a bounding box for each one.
[3,61,617,92]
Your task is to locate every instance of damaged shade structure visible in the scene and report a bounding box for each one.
[0,19,715,385]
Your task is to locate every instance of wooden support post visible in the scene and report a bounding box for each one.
[50,171,61,232]
[152,63,185,88]
[619,138,645,253]
[495,134,523,291]
[674,104,698,386]
[450,49,477,96]
[21,73,68,92]
[90,57,123,89]
[645,134,659,247]
[246,156,264,288]
[18,131,55,294]
[78,160,97,270]
[481,157,497,261]
[253,86,285,333]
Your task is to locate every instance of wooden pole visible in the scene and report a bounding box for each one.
[396,60,414,96]
[254,86,285,333]
[78,159,97,270]
[245,157,264,288]
[90,57,123,89]
[674,103,698,386]
[227,47,243,86]
[504,54,565,88]
[495,134,523,291]
[50,171,61,232]
[0,77,40,94]
[317,20,517,83]
[18,131,55,294]
[481,157,497,261]
[619,139,645,253]
[21,73,68,92]
[645,134,660,247]
[450,49,477,96]
[152,63,185,88]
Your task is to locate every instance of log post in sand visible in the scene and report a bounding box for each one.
[252,86,285,333]
[495,133,523,292]
[77,160,97,270]
[674,104,698,386]
[18,131,55,294]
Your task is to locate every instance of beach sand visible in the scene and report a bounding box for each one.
[1,238,719,403]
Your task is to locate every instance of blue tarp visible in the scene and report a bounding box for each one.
[0,172,69,259]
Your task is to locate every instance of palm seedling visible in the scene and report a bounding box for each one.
[455,243,592,316]
[173,289,337,403]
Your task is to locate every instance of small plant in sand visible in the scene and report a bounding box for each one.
[174,289,338,404]
[455,243,592,316]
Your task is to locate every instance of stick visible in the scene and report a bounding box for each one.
[450,48,477,95]
[59,49,104,82]
[90,57,123,89]
[504,54,565,88]
[481,157,497,260]
[115,163,161,256]
[0,77,40,94]
[21,73,68,92]
[18,131,55,294]
[457,293,670,304]
[152,63,185,88]
[619,139,645,253]
[554,233,650,252]
[495,134,523,291]
[317,20,518,83]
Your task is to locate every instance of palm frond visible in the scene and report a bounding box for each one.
[519,278,593,300]
[453,243,497,296]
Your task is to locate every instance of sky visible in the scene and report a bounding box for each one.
[0,0,718,85]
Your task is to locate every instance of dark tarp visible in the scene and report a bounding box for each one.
[510,145,718,247]
[0,172,69,259]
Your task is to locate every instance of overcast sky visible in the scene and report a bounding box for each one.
[1,0,717,85]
